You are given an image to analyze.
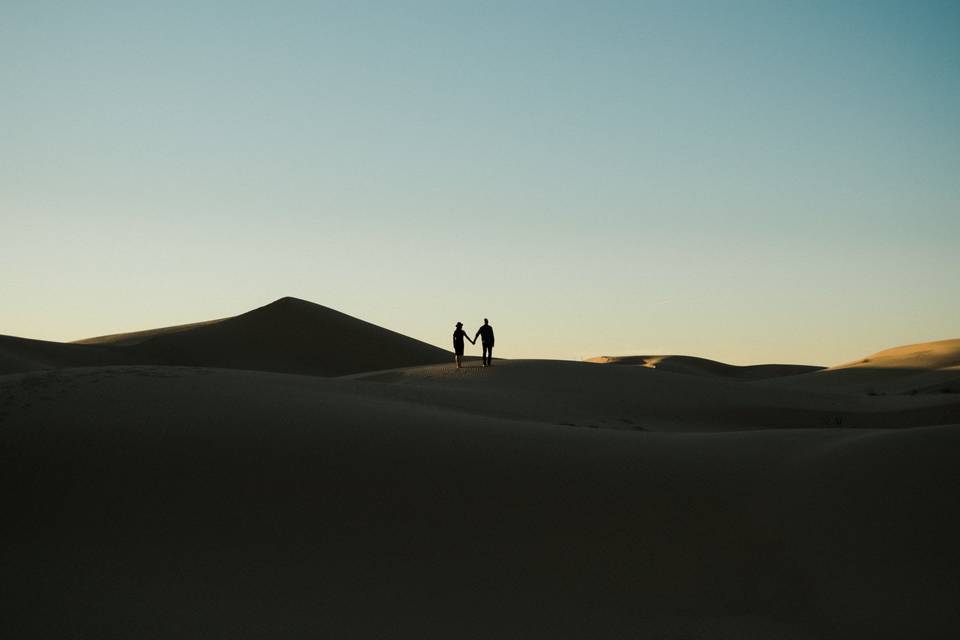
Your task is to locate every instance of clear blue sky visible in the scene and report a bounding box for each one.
[3,1,958,364]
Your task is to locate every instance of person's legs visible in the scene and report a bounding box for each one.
[455,353,462,368]
[487,345,493,366]
[482,345,492,366]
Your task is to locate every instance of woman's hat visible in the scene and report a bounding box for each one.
[456,322,463,327]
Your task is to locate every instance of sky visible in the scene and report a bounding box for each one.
[3,1,958,365]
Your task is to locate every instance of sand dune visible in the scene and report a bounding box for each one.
[829,338,960,371]
[586,354,822,379]
[762,339,960,396]
[352,359,960,431]
[0,334,137,375]
[2,302,959,638]
[1,297,451,376]
[73,318,226,346]
[589,340,960,397]
[1,365,958,639]
[120,297,452,376]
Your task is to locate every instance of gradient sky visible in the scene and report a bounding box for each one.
[3,1,959,365]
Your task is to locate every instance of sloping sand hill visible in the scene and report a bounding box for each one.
[829,338,960,371]
[761,339,960,396]
[590,340,960,397]
[1,365,958,639]
[586,354,822,379]
[2,304,959,639]
[0,334,138,375]
[121,297,451,376]
[0,297,451,376]
[73,318,225,346]
[352,359,960,431]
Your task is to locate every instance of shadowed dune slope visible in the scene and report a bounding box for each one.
[353,359,960,431]
[73,318,226,346]
[1,297,452,376]
[0,334,136,375]
[586,354,822,379]
[1,366,958,639]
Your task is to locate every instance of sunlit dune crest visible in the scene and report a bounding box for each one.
[828,338,960,371]
[585,354,822,379]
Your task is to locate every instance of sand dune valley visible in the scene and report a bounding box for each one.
[2,297,959,639]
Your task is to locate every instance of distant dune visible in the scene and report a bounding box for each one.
[587,340,960,396]
[763,338,960,396]
[829,338,960,371]
[1,297,451,376]
[586,354,822,379]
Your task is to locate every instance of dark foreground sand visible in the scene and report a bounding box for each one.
[1,300,959,639]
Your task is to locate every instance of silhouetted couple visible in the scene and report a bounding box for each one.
[452,318,495,369]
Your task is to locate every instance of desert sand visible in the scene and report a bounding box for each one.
[1,297,450,377]
[2,297,959,639]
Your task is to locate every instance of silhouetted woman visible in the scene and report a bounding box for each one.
[453,321,475,369]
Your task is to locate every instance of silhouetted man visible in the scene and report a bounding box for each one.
[475,318,494,367]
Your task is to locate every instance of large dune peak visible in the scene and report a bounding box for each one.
[124,296,452,376]
[3,297,452,376]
